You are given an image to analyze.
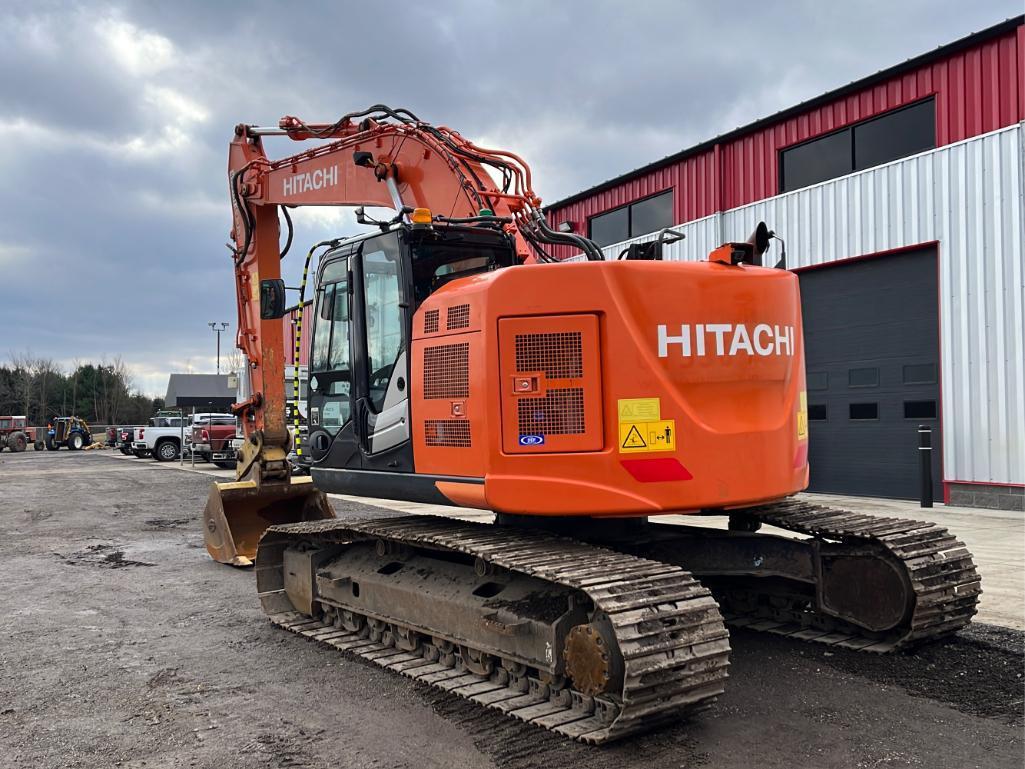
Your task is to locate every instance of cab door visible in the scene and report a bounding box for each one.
[307,231,413,474]
[307,252,360,469]
[351,232,413,472]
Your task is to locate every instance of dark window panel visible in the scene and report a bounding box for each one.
[848,367,879,387]
[854,99,935,171]
[903,363,936,384]
[808,404,828,421]
[904,400,937,419]
[588,206,629,247]
[629,191,673,237]
[780,128,852,193]
[807,371,828,391]
[849,402,878,420]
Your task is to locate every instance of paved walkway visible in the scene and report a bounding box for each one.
[104,451,1025,629]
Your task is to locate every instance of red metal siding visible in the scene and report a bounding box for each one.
[283,301,313,367]
[546,149,714,258]
[546,25,1022,254]
[724,29,1022,207]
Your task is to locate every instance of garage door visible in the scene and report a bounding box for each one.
[798,248,942,499]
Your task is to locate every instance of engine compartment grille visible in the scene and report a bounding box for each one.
[446,304,470,330]
[423,343,469,399]
[517,388,585,436]
[515,332,583,378]
[424,419,471,448]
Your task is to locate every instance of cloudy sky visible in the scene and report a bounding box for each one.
[1,0,1018,396]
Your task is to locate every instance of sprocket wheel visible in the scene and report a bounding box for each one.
[563,623,611,696]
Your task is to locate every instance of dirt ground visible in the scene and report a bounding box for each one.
[0,450,1022,769]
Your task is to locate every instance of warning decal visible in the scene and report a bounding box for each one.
[619,419,676,454]
[621,425,647,449]
[617,397,678,453]
[618,398,661,422]
[797,391,808,441]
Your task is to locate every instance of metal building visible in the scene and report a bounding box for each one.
[545,17,1024,509]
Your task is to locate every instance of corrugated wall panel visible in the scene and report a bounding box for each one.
[546,24,1022,242]
[593,124,1024,486]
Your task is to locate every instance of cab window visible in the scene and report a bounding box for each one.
[362,245,403,412]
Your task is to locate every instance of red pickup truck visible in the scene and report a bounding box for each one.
[189,413,238,468]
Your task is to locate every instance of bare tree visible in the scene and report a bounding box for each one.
[35,357,60,422]
[8,351,35,417]
[69,357,82,416]
[96,356,132,424]
[225,346,244,374]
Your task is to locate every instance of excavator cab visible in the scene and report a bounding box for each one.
[303,224,515,482]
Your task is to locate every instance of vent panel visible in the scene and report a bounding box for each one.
[424,419,471,447]
[446,304,470,330]
[424,309,440,334]
[515,332,583,378]
[423,343,469,399]
[517,388,585,436]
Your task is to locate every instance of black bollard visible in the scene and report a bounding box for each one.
[918,425,933,508]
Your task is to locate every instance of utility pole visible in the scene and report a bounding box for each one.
[208,322,229,375]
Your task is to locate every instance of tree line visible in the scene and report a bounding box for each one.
[0,354,164,426]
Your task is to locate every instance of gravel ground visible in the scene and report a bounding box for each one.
[0,450,1022,769]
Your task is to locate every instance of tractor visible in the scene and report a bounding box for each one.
[46,417,93,451]
[0,416,44,452]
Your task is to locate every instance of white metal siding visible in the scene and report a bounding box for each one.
[596,124,1025,486]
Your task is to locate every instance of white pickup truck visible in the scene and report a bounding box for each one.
[131,414,218,462]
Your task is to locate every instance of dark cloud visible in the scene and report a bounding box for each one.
[1,0,1018,393]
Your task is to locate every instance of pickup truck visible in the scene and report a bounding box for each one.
[190,414,238,468]
[131,415,191,461]
[115,425,141,455]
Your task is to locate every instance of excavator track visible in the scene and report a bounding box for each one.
[256,515,730,744]
[635,500,981,652]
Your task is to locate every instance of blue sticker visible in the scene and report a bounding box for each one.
[518,434,545,446]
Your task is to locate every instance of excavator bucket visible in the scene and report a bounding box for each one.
[203,475,334,567]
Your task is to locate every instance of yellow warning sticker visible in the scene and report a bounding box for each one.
[797,391,808,441]
[619,419,676,454]
[618,398,661,422]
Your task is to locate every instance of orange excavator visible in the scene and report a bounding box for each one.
[206,105,980,743]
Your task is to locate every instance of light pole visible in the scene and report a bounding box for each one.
[209,322,229,374]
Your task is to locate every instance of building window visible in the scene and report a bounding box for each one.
[808,404,828,421]
[854,100,936,170]
[849,403,879,420]
[781,129,852,194]
[904,400,937,419]
[588,190,673,247]
[807,371,828,391]
[903,363,936,384]
[848,367,879,388]
[779,98,935,193]
[588,206,629,247]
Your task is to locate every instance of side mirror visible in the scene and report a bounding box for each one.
[259,279,286,319]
